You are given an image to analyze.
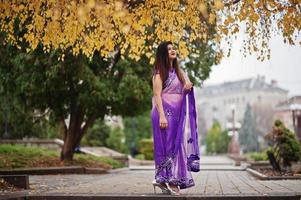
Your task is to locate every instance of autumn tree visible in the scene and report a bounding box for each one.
[1,0,300,160]
[1,0,300,62]
[214,0,301,60]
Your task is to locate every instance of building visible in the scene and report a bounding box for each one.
[195,75,289,136]
[274,96,301,143]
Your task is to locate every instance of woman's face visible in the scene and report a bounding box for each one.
[167,44,177,60]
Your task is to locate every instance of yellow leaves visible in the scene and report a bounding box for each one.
[145,52,152,59]
[114,1,124,11]
[218,25,228,35]
[18,4,25,11]
[232,26,239,34]
[249,13,259,23]
[87,0,95,9]
[224,16,235,26]
[214,50,223,64]
[213,0,224,10]
[208,13,216,24]
[52,9,60,21]
[1,0,299,64]
[1,0,210,62]
[34,15,45,32]
[149,57,155,65]
[178,41,189,58]
[199,3,208,18]
[45,10,53,18]
[58,54,65,61]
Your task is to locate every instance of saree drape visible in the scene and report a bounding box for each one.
[151,68,200,189]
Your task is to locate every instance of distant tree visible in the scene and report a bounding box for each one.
[206,122,231,154]
[106,127,127,153]
[206,122,220,154]
[123,111,152,156]
[239,104,260,152]
[217,130,232,153]
[81,119,110,147]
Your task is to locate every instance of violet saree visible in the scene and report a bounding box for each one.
[151,68,200,189]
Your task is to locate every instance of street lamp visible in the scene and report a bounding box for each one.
[227,104,241,155]
[290,103,301,142]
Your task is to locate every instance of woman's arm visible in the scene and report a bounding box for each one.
[152,74,168,129]
[180,68,193,90]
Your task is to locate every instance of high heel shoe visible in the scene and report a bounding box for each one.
[152,180,171,194]
[166,183,181,195]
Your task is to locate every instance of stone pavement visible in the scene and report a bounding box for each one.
[27,170,301,197]
[1,155,301,199]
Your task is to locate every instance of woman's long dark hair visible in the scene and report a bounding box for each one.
[153,41,185,85]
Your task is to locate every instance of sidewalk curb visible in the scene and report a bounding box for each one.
[26,193,301,200]
[246,167,301,180]
[0,166,108,175]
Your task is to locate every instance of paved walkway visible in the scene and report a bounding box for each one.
[27,170,301,196]
[2,155,301,199]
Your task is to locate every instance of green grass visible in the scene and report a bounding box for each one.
[0,144,124,169]
[74,154,124,169]
[245,151,269,161]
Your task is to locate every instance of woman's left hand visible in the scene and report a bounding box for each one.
[184,81,193,91]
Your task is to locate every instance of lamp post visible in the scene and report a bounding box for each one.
[290,103,301,143]
[227,104,240,155]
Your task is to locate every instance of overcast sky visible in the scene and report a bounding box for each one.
[203,33,301,97]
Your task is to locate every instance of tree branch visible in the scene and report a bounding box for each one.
[74,114,97,148]
[224,0,241,7]
[81,115,97,135]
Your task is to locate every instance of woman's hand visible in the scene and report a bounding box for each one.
[159,115,168,129]
[184,81,193,91]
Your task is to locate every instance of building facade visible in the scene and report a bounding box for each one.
[195,75,289,136]
[274,96,301,143]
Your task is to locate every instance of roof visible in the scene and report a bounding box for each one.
[275,96,301,111]
[200,76,288,96]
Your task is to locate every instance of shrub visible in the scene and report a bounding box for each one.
[264,120,301,167]
[246,151,268,161]
[81,119,110,147]
[138,138,154,160]
[134,154,145,160]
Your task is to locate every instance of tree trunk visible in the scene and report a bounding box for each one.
[60,110,97,161]
[60,104,83,161]
[61,130,76,161]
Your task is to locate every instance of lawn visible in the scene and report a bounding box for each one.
[0,144,124,169]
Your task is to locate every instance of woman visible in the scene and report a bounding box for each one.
[151,41,200,195]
